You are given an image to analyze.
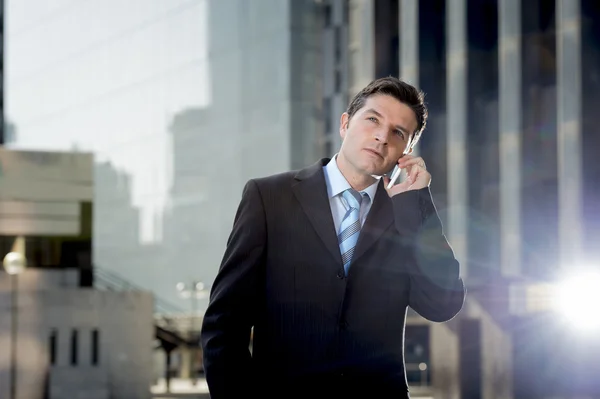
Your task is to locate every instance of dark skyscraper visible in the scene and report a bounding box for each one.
[349,1,600,397]
[0,0,4,145]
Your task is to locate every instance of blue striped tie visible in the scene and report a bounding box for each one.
[339,189,363,275]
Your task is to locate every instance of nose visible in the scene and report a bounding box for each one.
[374,128,390,145]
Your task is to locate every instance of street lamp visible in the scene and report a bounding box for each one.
[176,281,208,384]
[3,250,27,399]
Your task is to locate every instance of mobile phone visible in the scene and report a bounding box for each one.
[386,165,403,189]
[385,152,410,189]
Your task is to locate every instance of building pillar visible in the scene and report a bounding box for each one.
[399,0,419,86]
[446,0,468,274]
[556,0,583,267]
[178,346,191,379]
[399,0,420,155]
[348,0,375,96]
[430,322,460,399]
[498,0,522,277]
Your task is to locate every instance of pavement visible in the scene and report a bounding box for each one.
[151,378,210,398]
[151,377,435,399]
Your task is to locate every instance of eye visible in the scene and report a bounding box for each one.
[367,116,378,123]
[395,130,405,139]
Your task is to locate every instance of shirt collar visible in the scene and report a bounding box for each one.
[323,154,379,203]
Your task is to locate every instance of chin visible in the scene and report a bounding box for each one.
[351,155,388,177]
[370,169,389,177]
[360,164,387,177]
[362,158,386,172]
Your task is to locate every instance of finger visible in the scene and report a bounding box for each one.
[408,162,426,177]
[395,155,414,167]
[409,164,423,181]
[398,157,425,168]
[405,163,416,177]
[409,166,417,181]
[399,155,420,163]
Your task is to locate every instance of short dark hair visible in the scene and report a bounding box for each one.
[346,76,428,145]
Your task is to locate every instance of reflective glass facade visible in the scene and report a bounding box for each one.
[6,0,322,311]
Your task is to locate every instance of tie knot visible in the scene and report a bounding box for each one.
[342,189,363,210]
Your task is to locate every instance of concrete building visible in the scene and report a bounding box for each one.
[319,0,351,156]
[0,270,154,399]
[344,0,600,398]
[0,148,154,399]
[1,0,4,144]
[4,0,326,314]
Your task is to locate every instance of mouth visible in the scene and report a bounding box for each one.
[363,148,384,159]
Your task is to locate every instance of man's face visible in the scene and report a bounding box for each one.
[338,94,418,177]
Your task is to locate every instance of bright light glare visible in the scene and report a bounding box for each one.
[3,252,26,275]
[554,272,600,332]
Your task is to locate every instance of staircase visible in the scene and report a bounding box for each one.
[93,267,184,315]
[94,267,192,347]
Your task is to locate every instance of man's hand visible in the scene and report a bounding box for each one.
[383,155,431,197]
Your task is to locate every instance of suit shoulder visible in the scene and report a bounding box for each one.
[242,159,328,194]
[249,169,298,190]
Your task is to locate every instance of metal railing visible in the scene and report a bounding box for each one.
[93,266,184,316]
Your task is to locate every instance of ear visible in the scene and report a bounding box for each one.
[339,113,349,140]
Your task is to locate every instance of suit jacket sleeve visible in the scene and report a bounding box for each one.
[200,179,266,398]
[392,187,465,322]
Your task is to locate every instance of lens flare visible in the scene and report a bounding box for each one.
[553,272,600,332]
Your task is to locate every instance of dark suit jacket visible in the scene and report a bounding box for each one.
[200,159,465,399]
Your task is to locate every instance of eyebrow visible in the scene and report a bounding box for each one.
[364,108,410,135]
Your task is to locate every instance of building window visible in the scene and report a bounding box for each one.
[325,140,333,157]
[70,329,78,366]
[405,325,431,385]
[49,329,58,365]
[334,26,342,64]
[348,48,356,88]
[335,69,342,93]
[343,0,350,24]
[323,97,332,134]
[91,329,99,366]
[324,4,332,27]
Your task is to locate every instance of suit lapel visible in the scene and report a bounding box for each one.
[352,180,394,263]
[291,159,343,265]
[291,161,395,267]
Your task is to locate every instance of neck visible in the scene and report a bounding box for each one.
[335,153,377,192]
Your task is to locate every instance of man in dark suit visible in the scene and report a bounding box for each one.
[200,77,465,398]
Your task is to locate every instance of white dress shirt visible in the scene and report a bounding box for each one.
[322,154,380,234]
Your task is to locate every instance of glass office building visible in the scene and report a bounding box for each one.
[357,0,600,398]
[364,0,600,282]
[5,0,325,310]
